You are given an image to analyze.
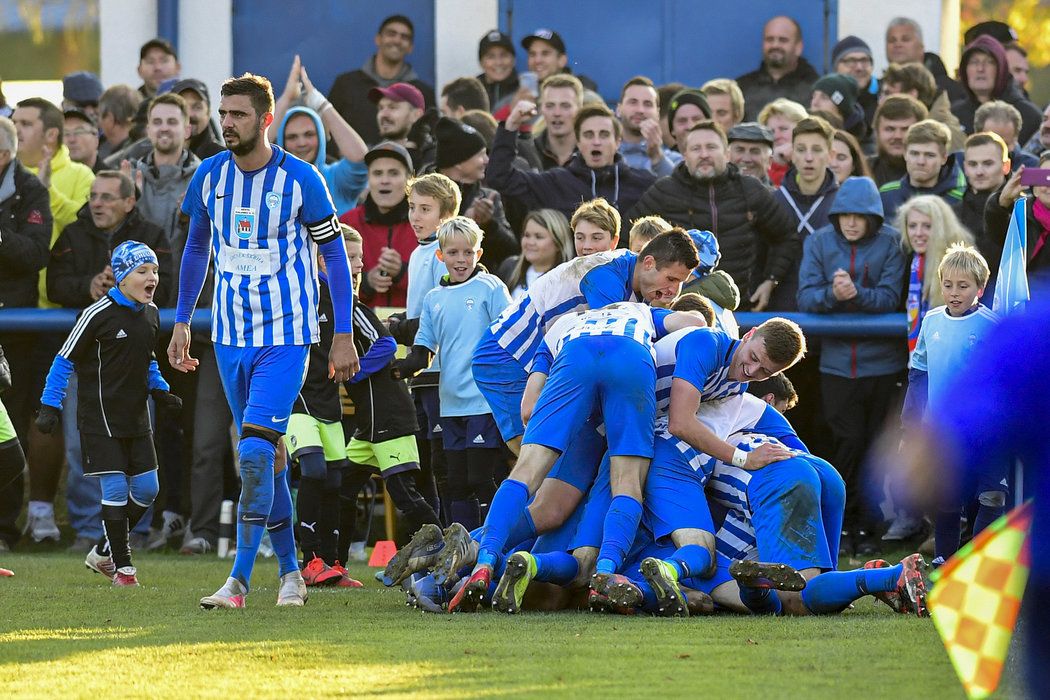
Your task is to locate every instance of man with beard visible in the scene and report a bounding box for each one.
[171,73,358,610]
[736,16,819,121]
[328,15,435,147]
[867,95,928,187]
[617,76,682,177]
[629,121,797,311]
[368,83,433,172]
[1022,103,1050,158]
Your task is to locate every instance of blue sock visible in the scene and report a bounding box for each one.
[596,495,642,575]
[477,479,530,570]
[682,553,735,595]
[506,509,538,551]
[670,544,713,580]
[268,469,299,577]
[633,577,659,612]
[533,551,579,585]
[739,586,783,615]
[800,564,903,614]
[230,437,276,589]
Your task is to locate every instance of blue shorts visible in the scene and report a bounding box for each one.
[473,332,529,442]
[643,427,715,540]
[524,336,656,458]
[214,344,309,435]
[441,413,502,451]
[546,414,605,491]
[741,456,836,572]
[414,386,442,440]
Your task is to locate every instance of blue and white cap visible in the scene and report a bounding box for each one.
[111,240,159,283]
[687,229,721,279]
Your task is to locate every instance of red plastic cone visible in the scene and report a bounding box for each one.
[367,540,397,567]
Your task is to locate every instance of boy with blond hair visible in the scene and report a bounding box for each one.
[395,217,511,530]
[627,215,672,254]
[902,243,1001,565]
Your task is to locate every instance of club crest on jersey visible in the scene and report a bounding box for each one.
[465,297,475,311]
[265,192,281,210]
[233,207,257,239]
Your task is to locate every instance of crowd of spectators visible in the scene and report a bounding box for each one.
[0,13,1045,558]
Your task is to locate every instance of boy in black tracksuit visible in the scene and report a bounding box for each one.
[338,227,441,582]
[36,241,181,586]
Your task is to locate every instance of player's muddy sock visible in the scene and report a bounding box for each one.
[596,495,642,575]
[669,544,713,580]
[477,479,529,570]
[230,437,276,588]
[739,586,782,615]
[268,470,299,577]
[934,509,962,561]
[533,551,579,585]
[801,565,903,614]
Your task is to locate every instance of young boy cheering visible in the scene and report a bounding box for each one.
[37,241,180,586]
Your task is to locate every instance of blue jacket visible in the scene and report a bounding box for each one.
[276,106,367,216]
[878,157,966,223]
[798,176,908,378]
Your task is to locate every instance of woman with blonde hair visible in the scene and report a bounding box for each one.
[896,195,975,353]
[497,209,573,299]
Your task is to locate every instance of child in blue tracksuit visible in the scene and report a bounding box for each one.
[36,242,181,586]
[396,217,511,530]
[902,243,1001,565]
[798,176,907,557]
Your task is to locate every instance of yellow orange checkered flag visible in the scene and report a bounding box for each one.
[928,501,1033,699]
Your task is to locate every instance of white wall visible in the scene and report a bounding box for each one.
[177,0,233,108]
[99,0,157,89]
[837,0,957,74]
[434,0,499,95]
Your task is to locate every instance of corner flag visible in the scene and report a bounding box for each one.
[928,501,1033,699]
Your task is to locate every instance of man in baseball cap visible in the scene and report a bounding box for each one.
[521,28,598,92]
[368,83,425,144]
[62,71,103,121]
[477,30,519,115]
[171,78,224,159]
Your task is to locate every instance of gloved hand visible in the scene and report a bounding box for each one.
[35,405,61,434]
[151,389,183,411]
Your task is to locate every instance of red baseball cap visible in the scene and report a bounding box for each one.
[367,83,424,111]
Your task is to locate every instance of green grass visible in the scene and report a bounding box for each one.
[0,550,967,699]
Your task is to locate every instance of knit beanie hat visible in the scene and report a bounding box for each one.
[831,36,872,68]
[813,73,859,118]
[687,229,721,279]
[112,240,159,284]
[435,117,487,169]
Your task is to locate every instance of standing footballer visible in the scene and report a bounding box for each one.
[167,74,358,609]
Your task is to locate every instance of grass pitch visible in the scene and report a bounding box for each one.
[0,550,964,699]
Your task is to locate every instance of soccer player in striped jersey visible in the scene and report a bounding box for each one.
[451,299,706,611]
[167,74,359,610]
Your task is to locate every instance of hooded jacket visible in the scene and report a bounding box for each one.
[951,36,1042,145]
[487,124,655,236]
[798,176,907,378]
[628,161,798,303]
[0,159,52,309]
[736,57,820,122]
[879,157,966,222]
[339,194,417,308]
[47,204,172,309]
[276,106,368,217]
[327,56,436,147]
[771,168,839,310]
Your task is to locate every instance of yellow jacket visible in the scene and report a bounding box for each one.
[25,145,94,307]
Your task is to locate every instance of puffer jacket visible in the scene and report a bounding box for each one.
[486,124,655,236]
[0,160,52,308]
[628,161,798,303]
[951,36,1042,145]
[798,176,907,378]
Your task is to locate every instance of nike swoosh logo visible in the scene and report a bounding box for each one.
[242,516,264,523]
[271,416,288,423]
[216,193,230,199]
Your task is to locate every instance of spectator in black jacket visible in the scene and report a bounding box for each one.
[629,120,798,309]
[327,15,435,147]
[736,16,819,121]
[487,102,655,237]
[477,31,519,117]
[951,35,1041,146]
[0,115,52,547]
[885,17,966,103]
[954,132,1010,275]
[868,95,928,187]
[47,171,171,309]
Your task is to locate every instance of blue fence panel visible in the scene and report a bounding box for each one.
[499,0,837,102]
[231,1,437,100]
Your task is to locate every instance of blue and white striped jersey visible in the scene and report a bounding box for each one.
[654,326,745,416]
[181,145,341,347]
[540,302,670,360]
[488,249,638,368]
